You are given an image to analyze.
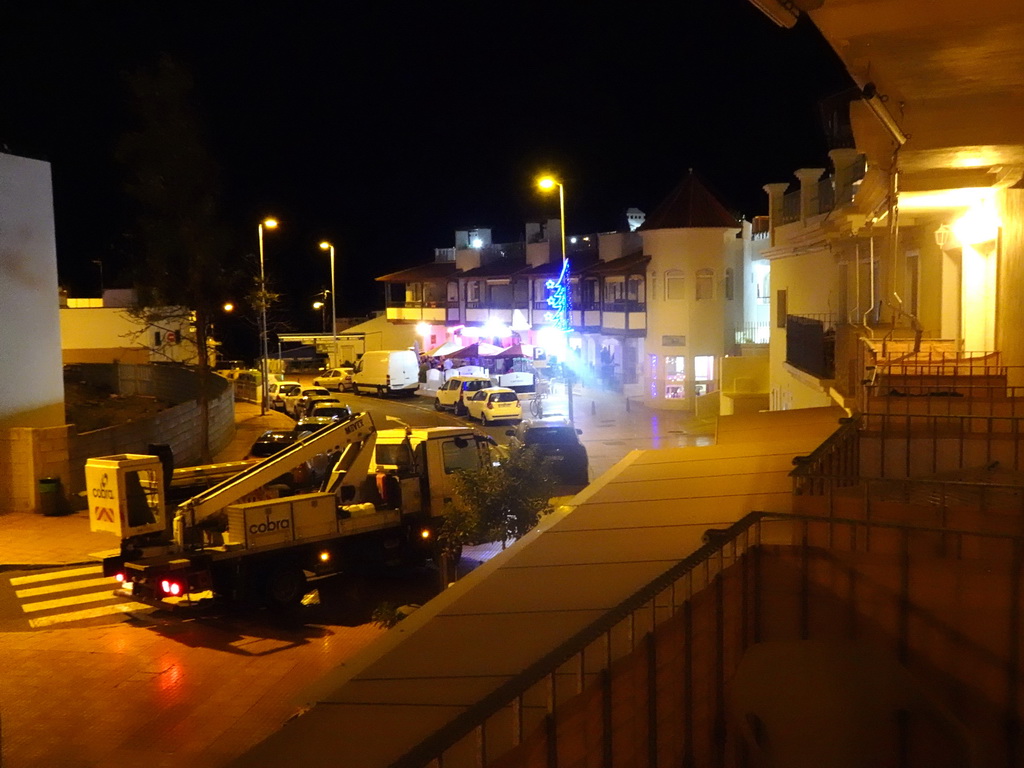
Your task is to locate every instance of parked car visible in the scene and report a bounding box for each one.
[300,393,341,419]
[246,427,334,487]
[267,380,302,411]
[295,415,339,435]
[506,417,589,487]
[283,387,331,418]
[313,367,355,392]
[465,387,522,425]
[245,429,298,459]
[308,402,353,421]
[434,375,493,415]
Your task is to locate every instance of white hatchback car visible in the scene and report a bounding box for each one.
[465,387,522,425]
[284,387,331,418]
[267,380,301,411]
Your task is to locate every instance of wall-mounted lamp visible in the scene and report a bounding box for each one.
[934,224,952,248]
[862,82,909,147]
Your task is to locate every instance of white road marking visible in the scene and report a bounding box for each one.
[15,577,115,598]
[9,565,101,586]
[21,591,123,613]
[28,602,151,628]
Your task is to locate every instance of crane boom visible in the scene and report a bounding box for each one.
[179,413,376,524]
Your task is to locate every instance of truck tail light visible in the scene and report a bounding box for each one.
[114,572,126,583]
[160,578,184,596]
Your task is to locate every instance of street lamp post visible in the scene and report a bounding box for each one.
[313,298,327,333]
[537,175,574,425]
[320,241,339,368]
[257,217,278,415]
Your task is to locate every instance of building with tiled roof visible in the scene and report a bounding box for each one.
[375,173,770,411]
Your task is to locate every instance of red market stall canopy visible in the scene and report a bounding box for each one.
[446,342,504,358]
[426,340,464,357]
[495,343,534,359]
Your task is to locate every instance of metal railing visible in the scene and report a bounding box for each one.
[733,321,770,345]
[780,189,800,224]
[396,512,1023,767]
[786,314,836,379]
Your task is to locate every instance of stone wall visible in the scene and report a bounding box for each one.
[0,364,235,515]
[67,365,235,492]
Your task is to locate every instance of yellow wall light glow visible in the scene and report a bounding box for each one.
[953,203,1000,247]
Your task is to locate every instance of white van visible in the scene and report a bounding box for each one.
[351,350,420,396]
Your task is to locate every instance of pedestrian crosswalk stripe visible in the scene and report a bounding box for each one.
[28,601,150,629]
[10,565,101,586]
[14,576,115,598]
[21,591,122,613]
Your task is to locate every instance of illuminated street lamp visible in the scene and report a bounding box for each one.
[258,217,278,415]
[536,174,574,424]
[320,241,339,368]
[313,298,327,333]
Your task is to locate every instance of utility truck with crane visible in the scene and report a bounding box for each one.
[87,413,495,608]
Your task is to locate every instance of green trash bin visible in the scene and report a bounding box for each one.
[38,477,62,516]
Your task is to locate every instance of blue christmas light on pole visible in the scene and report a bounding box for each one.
[544,257,572,331]
[537,173,576,423]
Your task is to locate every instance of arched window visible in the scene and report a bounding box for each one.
[696,269,713,301]
[666,270,685,300]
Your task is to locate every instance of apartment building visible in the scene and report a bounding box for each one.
[377,173,768,411]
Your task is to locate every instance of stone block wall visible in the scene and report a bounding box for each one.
[0,364,235,515]
[0,424,71,513]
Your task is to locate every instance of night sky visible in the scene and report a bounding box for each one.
[1,2,851,347]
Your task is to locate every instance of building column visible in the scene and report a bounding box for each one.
[762,183,790,247]
[829,149,862,207]
[795,168,826,224]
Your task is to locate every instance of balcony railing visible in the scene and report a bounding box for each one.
[733,322,770,345]
[780,189,801,224]
[393,511,1017,768]
[786,314,835,379]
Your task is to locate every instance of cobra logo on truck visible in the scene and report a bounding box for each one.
[246,506,293,541]
[249,515,291,535]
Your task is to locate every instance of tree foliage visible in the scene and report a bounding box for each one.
[445,444,557,550]
[116,54,239,460]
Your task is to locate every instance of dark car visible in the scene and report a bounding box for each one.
[506,417,589,487]
[246,429,298,459]
[245,428,325,489]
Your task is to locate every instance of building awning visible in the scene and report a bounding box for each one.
[459,259,527,279]
[375,262,459,283]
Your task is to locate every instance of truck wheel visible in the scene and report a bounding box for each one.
[264,565,307,609]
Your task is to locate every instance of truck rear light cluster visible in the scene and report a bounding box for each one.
[113,572,126,583]
[160,578,185,596]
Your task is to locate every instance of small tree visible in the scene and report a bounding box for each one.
[450,444,557,549]
[117,54,237,461]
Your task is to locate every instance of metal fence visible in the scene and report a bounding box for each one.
[394,511,1022,767]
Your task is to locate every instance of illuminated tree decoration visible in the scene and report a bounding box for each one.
[544,258,573,332]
